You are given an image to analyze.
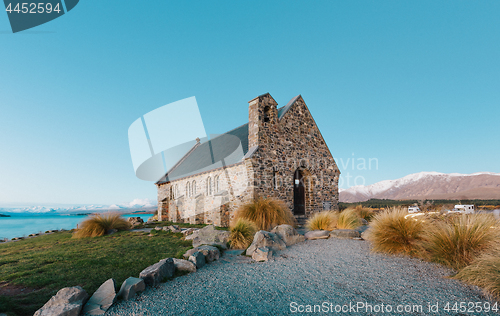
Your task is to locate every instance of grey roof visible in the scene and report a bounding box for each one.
[278,95,301,119]
[157,95,301,184]
[158,123,250,183]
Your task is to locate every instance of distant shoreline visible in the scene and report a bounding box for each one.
[0,210,156,217]
[0,213,154,241]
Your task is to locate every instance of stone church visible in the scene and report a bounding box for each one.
[156,93,340,227]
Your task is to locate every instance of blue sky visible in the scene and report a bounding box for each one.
[0,1,499,205]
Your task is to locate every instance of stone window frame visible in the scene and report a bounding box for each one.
[214,175,220,193]
[192,180,196,196]
[207,176,212,195]
[263,106,270,123]
[172,185,177,199]
[186,182,191,198]
[272,167,278,190]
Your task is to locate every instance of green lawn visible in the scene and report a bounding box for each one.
[0,228,195,316]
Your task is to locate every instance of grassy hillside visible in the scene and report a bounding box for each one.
[0,228,194,316]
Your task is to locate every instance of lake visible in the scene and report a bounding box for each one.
[0,214,153,240]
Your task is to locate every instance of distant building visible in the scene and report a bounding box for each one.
[155,93,340,227]
[453,204,475,214]
[408,206,421,213]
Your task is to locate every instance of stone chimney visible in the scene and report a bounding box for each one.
[248,93,278,149]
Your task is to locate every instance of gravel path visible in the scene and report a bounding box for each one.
[107,238,494,316]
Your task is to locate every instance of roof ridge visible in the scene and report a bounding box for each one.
[278,95,301,120]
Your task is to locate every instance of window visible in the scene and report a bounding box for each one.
[186,182,191,197]
[273,167,278,189]
[192,180,196,196]
[207,177,212,195]
[215,175,220,193]
[263,106,270,123]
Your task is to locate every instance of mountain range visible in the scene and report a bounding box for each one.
[339,172,500,203]
[0,199,157,216]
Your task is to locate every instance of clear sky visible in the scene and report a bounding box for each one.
[0,1,499,205]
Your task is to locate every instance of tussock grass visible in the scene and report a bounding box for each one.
[73,213,130,238]
[306,211,338,231]
[422,214,500,270]
[353,205,375,221]
[366,207,425,255]
[235,197,295,231]
[229,218,257,249]
[454,246,500,299]
[337,209,362,230]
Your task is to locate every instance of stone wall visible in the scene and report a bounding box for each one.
[156,162,255,227]
[156,93,340,226]
[247,94,340,217]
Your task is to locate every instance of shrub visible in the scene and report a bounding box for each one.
[306,211,338,231]
[337,209,361,229]
[235,197,295,231]
[366,207,425,255]
[422,214,500,270]
[454,246,500,299]
[353,205,375,221]
[229,218,257,249]
[73,213,130,238]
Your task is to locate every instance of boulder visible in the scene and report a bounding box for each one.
[185,225,230,249]
[139,258,175,286]
[127,217,144,226]
[270,225,305,246]
[34,286,88,316]
[195,245,220,262]
[304,230,330,240]
[154,226,163,231]
[356,225,370,234]
[359,218,369,226]
[173,258,196,273]
[361,229,370,240]
[252,247,273,262]
[329,229,361,239]
[163,225,181,233]
[82,278,116,315]
[117,277,145,301]
[182,228,198,236]
[183,248,198,259]
[246,231,286,256]
[189,251,206,269]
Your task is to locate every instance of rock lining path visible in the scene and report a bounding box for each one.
[107,238,492,316]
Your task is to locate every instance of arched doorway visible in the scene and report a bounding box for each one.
[293,169,305,215]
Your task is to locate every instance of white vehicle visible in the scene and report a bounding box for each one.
[408,206,421,213]
[448,205,475,214]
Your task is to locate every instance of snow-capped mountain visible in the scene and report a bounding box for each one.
[339,172,500,203]
[0,199,157,216]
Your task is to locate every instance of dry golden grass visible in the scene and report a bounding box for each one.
[454,245,500,299]
[229,218,257,249]
[73,213,130,238]
[235,197,295,231]
[422,213,500,270]
[352,205,375,221]
[337,209,361,229]
[366,207,425,255]
[306,211,338,231]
